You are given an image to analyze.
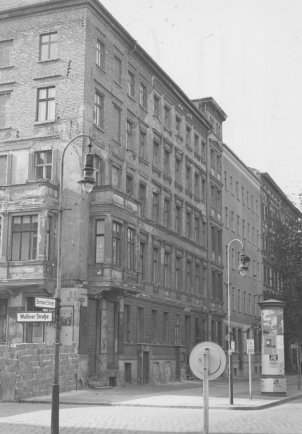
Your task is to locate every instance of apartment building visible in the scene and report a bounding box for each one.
[222,145,262,376]
[0,0,227,395]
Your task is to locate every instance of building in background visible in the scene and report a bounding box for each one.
[0,0,227,395]
[222,145,262,377]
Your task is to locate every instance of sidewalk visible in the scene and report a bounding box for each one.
[22,375,302,410]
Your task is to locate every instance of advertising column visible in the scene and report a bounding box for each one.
[259,299,286,395]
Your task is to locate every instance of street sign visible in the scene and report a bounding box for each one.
[247,339,255,354]
[17,312,54,322]
[35,297,56,309]
[189,341,226,381]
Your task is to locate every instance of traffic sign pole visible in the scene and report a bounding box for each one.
[203,348,209,434]
[249,353,252,400]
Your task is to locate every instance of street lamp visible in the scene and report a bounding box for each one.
[226,238,250,405]
[51,134,95,434]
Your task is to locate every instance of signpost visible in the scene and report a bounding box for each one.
[247,339,254,400]
[35,297,56,309]
[189,342,226,434]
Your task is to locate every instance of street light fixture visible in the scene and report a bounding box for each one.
[51,134,95,434]
[226,239,250,405]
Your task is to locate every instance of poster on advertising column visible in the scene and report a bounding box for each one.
[259,299,286,395]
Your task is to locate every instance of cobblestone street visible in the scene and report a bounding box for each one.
[1,398,302,434]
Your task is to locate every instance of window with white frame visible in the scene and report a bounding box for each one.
[36,86,55,122]
[95,219,105,263]
[94,91,104,129]
[35,150,52,180]
[96,39,105,69]
[139,82,147,108]
[39,32,58,61]
[128,70,135,97]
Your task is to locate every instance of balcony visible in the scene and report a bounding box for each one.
[90,186,139,214]
[0,180,59,210]
[88,263,140,295]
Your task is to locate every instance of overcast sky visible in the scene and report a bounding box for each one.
[100,0,302,206]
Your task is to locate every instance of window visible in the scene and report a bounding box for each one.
[25,297,44,342]
[195,259,201,294]
[96,39,105,69]
[194,212,201,243]
[39,32,58,61]
[37,86,55,122]
[139,83,147,107]
[186,125,191,146]
[185,164,192,191]
[164,105,171,129]
[152,191,160,222]
[11,215,38,261]
[194,133,200,155]
[35,150,52,180]
[224,171,228,189]
[111,164,121,188]
[127,227,135,271]
[186,208,192,238]
[94,155,104,186]
[186,257,192,292]
[95,220,105,263]
[164,149,170,175]
[94,92,104,129]
[175,255,182,291]
[164,251,171,287]
[163,312,169,344]
[126,173,134,196]
[0,154,8,185]
[175,115,182,136]
[153,94,161,119]
[127,70,135,97]
[124,305,131,342]
[175,156,182,184]
[46,215,55,260]
[112,105,121,142]
[137,307,144,342]
[139,241,147,279]
[175,314,180,344]
[0,299,7,343]
[126,120,134,150]
[153,138,160,167]
[0,39,13,68]
[201,140,206,161]
[151,310,157,343]
[175,203,182,234]
[139,182,147,217]
[139,130,147,159]
[152,248,160,284]
[112,222,122,267]
[113,55,122,84]
[194,170,201,198]
[0,91,11,128]
[163,197,171,227]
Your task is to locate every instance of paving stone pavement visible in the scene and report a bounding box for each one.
[0,399,302,433]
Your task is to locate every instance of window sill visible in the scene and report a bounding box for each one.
[38,58,60,64]
[0,65,14,70]
[34,120,56,126]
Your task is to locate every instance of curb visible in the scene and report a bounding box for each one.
[20,392,302,410]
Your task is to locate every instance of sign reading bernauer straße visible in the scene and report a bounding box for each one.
[17,312,53,322]
[35,297,56,309]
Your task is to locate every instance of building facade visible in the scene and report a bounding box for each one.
[222,145,262,376]
[0,0,227,394]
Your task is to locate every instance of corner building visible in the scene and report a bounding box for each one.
[0,0,227,394]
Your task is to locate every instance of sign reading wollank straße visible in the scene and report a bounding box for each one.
[17,312,54,322]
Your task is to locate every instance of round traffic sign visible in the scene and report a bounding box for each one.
[189,341,226,381]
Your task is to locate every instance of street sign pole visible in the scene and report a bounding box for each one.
[248,353,252,400]
[203,348,209,434]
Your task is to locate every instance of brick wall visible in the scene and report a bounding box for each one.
[0,343,78,401]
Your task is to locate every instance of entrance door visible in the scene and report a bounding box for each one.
[143,351,149,384]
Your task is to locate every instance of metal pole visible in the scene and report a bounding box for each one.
[227,238,243,406]
[203,348,209,434]
[298,344,301,391]
[248,353,252,400]
[51,134,93,434]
